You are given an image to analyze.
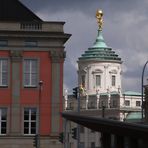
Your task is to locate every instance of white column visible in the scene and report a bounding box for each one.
[84,128,89,148]
[96,89,100,109]
[64,89,68,110]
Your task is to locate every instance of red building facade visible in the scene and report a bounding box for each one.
[0,0,70,147]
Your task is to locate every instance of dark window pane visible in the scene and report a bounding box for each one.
[2,72,8,85]
[31,128,36,134]
[31,108,36,114]
[31,73,37,86]
[31,60,37,72]
[31,122,36,128]
[0,40,8,47]
[24,60,30,72]
[2,60,8,71]
[24,115,29,120]
[24,122,29,128]
[31,114,36,120]
[24,109,29,114]
[1,128,6,134]
[1,122,6,128]
[24,128,29,134]
[1,109,7,120]
[25,41,37,47]
[24,73,30,86]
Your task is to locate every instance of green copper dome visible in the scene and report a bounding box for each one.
[79,30,121,62]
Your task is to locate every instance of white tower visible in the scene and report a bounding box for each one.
[77,10,122,108]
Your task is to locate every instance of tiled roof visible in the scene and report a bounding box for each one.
[0,0,42,22]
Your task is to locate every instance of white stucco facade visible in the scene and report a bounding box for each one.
[78,61,122,95]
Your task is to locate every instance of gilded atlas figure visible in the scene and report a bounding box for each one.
[96,9,103,30]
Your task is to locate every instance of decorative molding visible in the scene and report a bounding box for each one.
[109,69,117,74]
[92,69,103,74]
[50,50,66,62]
[10,50,22,62]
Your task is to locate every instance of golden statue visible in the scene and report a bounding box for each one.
[96,9,103,30]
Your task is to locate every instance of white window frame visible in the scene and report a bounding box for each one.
[0,59,8,87]
[0,108,7,135]
[24,108,37,135]
[24,59,38,87]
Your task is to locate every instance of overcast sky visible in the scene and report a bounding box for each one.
[21,0,148,93]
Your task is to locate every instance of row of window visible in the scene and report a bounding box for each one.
[0,108,37,135]
[0,59,38,87]
[125,100,141,107]
[0,40,37,47]
[81,75,116,88]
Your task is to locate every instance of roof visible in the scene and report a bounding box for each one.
[125,112,143,123]
[123,91,141,96]
[62,112,148,139]
[78,30,122,63]
[0,0,42,22]
[126,112,142,120]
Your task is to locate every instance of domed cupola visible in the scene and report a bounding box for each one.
[78,10,121,63]
[77,10,122,95]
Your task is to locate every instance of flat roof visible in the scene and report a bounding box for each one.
[62,112,148,139]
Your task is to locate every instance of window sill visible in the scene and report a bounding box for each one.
[0,86,8,88]
[24,86,37,88]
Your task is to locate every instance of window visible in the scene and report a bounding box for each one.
[24,59,38,87]
[136,101,141,107]
[80,142,84,148]
[112,75,116,86]
[81,75,85,87]
[80,125,84,133]
[96,75,101,87]
[91,142,95,148]
[99,100,106,108]
[112,100,118,108]
[0,59,8,87]
[125,100,130,106]
[0,108,7,134]
[25,41,37,47]
[24,108,37,135]
[0,40,7,47]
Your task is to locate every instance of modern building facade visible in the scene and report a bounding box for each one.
[64,10,141,148]
[0,0,70,148]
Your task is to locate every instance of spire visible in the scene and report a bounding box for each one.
[92,30,108,48]
[92,9,107,48]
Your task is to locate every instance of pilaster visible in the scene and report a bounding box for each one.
[10,50,22,135]
[50,50,65,136]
